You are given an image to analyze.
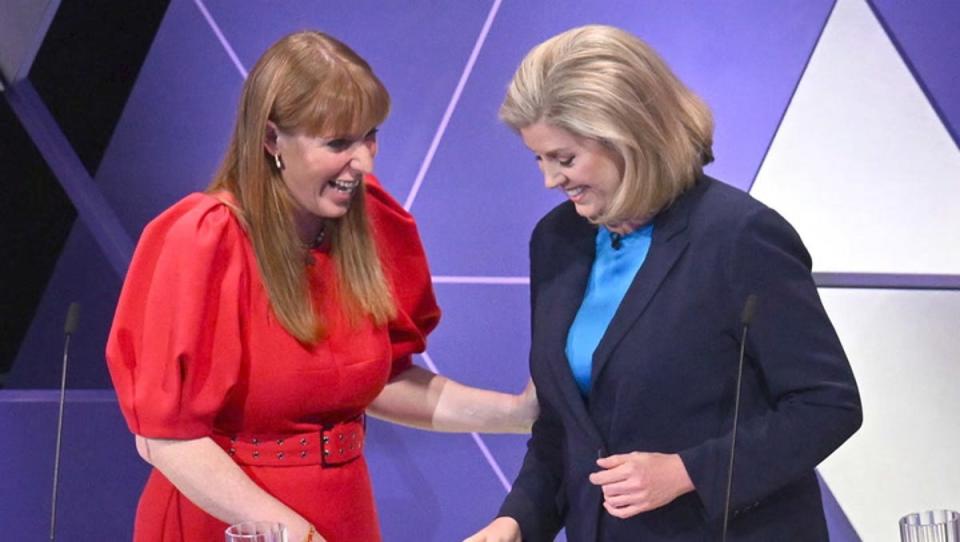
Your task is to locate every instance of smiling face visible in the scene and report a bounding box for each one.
[268,124,378,229]
[520,121,623,223]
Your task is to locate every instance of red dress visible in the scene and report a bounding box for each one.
[106,176,440,541]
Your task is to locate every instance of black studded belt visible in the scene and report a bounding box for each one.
[212,416,365,467]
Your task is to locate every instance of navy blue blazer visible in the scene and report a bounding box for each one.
[499,176,861,541]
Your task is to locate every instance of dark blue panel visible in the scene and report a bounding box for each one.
[8,221,120,388]
[869,0,960,145]
[93,0,244,235]
[412,0,834,276]
[0,391,148,541]
[819,472,862,541]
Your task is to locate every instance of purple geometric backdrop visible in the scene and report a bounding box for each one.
[3,0,957,540]
[868,0,960,144]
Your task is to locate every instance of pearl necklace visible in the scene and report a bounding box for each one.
[304,223,327,250]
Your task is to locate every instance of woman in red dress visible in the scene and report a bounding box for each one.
[106,31,535,542]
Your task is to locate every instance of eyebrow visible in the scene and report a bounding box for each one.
[537,148,575,158]
[322,127,378,142]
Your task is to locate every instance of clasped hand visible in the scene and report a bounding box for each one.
[589,451,694,519]
[464,451,694,539]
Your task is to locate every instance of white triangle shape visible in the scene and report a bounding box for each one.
[817,288,960,542]
[750,0,960,275]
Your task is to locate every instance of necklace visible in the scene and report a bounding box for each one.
[304,223,327,250]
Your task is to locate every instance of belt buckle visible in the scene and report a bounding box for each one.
[320,416,363,467]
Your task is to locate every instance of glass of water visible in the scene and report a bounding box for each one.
[225,521,288,542]
[899,510,960,542]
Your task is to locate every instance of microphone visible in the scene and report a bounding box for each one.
[721,294,757,542]
[610,232,623,250]
[50,302,80,542]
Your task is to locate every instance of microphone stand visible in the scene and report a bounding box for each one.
[721,295,757,542]
[50,303,80,542]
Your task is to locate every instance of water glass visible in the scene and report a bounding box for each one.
[225,521,288,542]
[900,510,960,542]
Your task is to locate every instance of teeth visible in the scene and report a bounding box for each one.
[329,178,360,192]
[565,187,585,197]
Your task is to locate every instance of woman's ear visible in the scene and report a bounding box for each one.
[264,120,280,155]
[365,138,378,160]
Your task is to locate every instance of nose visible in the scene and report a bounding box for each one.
[542,163,565,189]
[346,141,375,175]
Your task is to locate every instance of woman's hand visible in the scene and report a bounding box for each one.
[287,521,326,542]
[588,452,695,519]
[462,516,521,542]
[512,379,539,433]
[368,367,538,434]
[135,436,317,538]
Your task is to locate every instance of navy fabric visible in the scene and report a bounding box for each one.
[499,176,862,541]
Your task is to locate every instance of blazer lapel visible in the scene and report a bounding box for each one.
[537,211,605,446]
[590,181,701,385]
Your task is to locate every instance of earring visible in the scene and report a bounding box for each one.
[273,153,284,171]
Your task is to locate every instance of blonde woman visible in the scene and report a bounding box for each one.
[466,25,860,541]
[106,31,536,542]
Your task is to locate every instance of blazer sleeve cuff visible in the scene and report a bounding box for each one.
[499,487,562,542]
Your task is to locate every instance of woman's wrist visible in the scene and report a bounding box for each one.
[511,380,539,433]
[283,515,316,542]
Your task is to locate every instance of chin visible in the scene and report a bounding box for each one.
[317,209,349,220]
[317,203,351,219]
[574,204,598,220]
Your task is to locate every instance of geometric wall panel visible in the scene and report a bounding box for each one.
[751,0,960,275]
[869,0,960,144]
[413,0,835,277]
[0,391,148,541]
[8,221,120,388]
[199,0,497,201]
[7,0,958,540]
[818,288,960,542]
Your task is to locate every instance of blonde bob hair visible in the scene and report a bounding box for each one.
[500,25,714,225]
[209,31,395,344]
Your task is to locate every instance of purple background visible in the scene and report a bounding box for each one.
[5,0,958,539]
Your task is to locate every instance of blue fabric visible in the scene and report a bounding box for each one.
[565,223,654,395]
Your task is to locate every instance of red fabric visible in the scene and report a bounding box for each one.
[106,175,439,541]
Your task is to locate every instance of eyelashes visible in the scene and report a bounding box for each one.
[325,127,379,152]
[325,139,351,151]
[534,155,575,167]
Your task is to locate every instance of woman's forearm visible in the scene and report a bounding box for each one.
[367,366,537,434]
[135,435,315,540]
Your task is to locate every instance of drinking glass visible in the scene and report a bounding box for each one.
[899,509,960,542]
[225,521,288,542]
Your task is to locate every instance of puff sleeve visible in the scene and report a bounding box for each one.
[106,194,247,439]
[364,175,441,378]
